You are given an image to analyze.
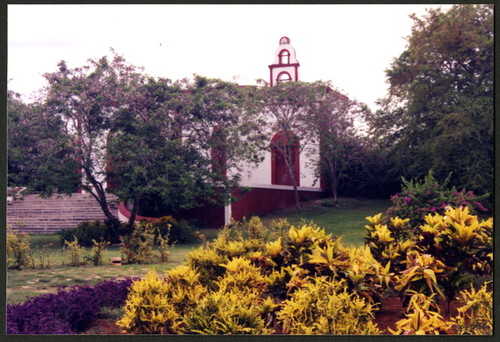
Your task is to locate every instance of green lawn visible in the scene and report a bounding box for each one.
[261,198,391,246]
[7,233,218,305]
[7,198,390,304]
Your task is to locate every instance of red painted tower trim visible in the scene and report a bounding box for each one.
[268,36,300,87]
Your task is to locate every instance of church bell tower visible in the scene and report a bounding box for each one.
[268,36,300,87]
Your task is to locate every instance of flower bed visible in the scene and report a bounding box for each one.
[7,278,136,334]
[7,206,493,335]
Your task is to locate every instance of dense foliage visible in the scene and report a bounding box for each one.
[116,219,391,334]
[146,215,196,244]
[115,210,492,335]
[8,55,266,229]
[277,277,380,334]
[58,219,120,246]
[365,206,493,309]
[311,86,370,203]
[108,76,266,224]
[7,201,492,335]
[7,278,135,334]
[7,90,80,193]
[368,4,493,196]
[8,6,492,230]
[386,171,489,226]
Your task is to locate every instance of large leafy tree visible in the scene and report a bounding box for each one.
[108,76,266,225]
[185,75,266,187]
[256,81,325,209]
[368,4,493,195]
[107,77,209,224]
[39,52,268,228]
[312,86,369,203]
[41,52,146,229]
[10,51,266,229]
[7,90,80,193]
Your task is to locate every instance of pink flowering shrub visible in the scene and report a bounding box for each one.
[387,172,488,227]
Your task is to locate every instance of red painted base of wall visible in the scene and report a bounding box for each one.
[118,187,327,228]
[119,203,159,222]
[231,187,327,222]
[119,202,226,228]
[176,204,226,228]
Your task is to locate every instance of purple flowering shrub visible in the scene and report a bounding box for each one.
[7,278,135,334]
[387,171,488,227]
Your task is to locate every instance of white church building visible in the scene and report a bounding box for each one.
[119,37,328,227]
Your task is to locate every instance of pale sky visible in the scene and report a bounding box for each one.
[8,4,453,111]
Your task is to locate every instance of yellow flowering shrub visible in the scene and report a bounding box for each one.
[164,265,208,316]
[115,214,493,336]
[217,257,267,292]
[395,251,448,303]
[451,282,493,335]
[277,277,380,335]
[419,206,493,274]
[390,292,454,335]
[117,269,182,334]
[186,247,228,290]
[182,287,271,334]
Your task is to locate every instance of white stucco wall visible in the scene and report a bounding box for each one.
[235,140,321,189]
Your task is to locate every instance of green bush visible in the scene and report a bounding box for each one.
[319,198,336,207]
[63,238,86,267]
[148,216,196,244]
[120,222,156,264]
[7,228,34,270]
[168,220,195,244]
[88,239,110,266]
[58,220,120,247]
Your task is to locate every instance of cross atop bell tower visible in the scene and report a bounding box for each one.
[268,36,300,87]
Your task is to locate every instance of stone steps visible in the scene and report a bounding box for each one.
[7,193,119,234]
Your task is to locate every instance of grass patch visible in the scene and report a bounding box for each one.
[7,232,214,305]
[260,198,391,246]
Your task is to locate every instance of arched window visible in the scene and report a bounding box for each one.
[279,37,290,45]
[277,72,292,84]
[279,49,290,64]
[271,132,300,186]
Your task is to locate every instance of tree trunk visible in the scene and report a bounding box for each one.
[329,160,339,204]
[330,175,339,204]
[82,168,122,231]
[289,166,301,209]
[128,198,139,227]
[91,189,122,230]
